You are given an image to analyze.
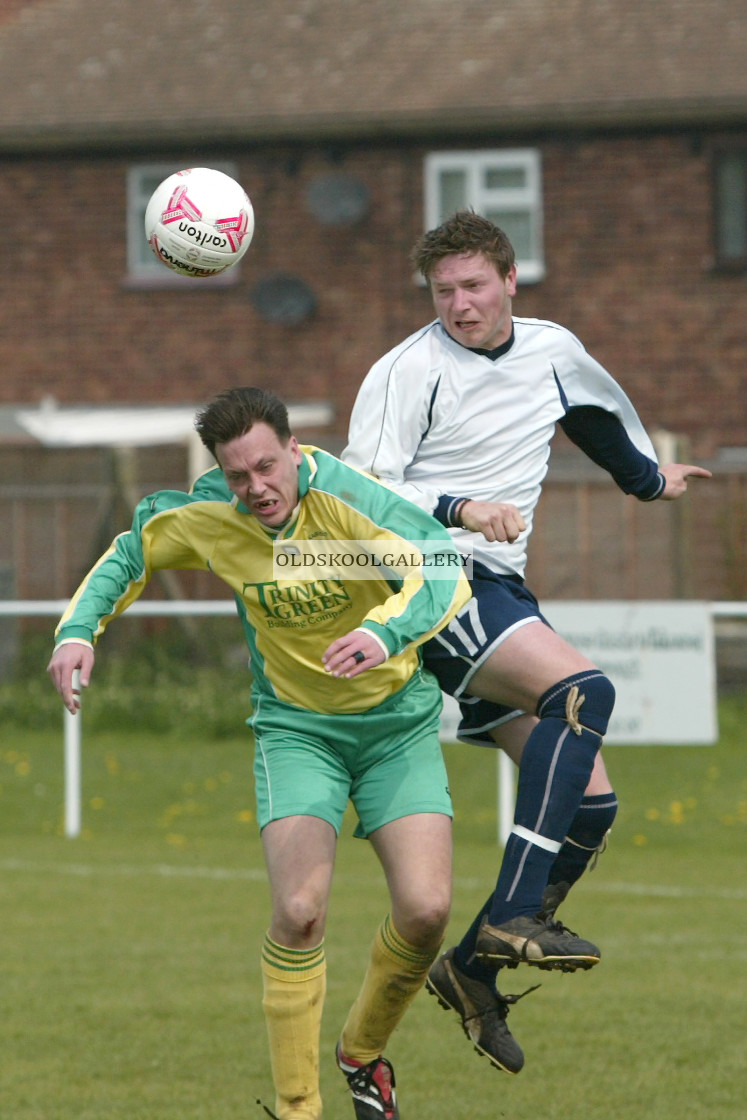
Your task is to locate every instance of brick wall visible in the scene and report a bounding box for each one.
[1,132,745,455]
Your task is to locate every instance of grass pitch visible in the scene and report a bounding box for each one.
[1,695,744,1119]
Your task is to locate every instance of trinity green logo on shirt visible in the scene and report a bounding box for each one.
[244,578,354,627]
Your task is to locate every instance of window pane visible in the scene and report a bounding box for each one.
[141,173,167,201]
[135,186,161,264]
[716,153,747,261]
[438,170,467,220]
[425,150,544,282]
[485,209,532,259]
[484,167,527,190]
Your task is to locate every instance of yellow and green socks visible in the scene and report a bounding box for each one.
[261,917,439,1114]
[340,914,440,1063]
[261,934,326,1120]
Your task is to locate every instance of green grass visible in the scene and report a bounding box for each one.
[1,695,745,1120]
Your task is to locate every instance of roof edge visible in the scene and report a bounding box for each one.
[1,98,746,153]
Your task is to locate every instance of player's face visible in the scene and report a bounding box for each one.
[215,422,303,528]
[430,253,517,351]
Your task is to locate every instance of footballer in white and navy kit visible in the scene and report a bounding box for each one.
[344,313,663,736]
[342,209,710,1077]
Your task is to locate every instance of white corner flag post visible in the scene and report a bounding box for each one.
[63,669,82,838]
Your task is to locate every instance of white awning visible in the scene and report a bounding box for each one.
[15,402,334,447]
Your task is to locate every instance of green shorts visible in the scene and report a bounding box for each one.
[250,669,452,838]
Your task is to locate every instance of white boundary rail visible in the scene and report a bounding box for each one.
[1,599,745,840]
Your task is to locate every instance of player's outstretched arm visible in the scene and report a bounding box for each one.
[459,500,527,543]
[658,462,712,500]
[47,642,95,715]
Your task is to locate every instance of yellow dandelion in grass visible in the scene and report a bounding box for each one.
[668,800,685,824]
[5,750,19,765]
[645,807,660,821]
[737,801,747,821]
[160,803,185,828]
[90,796,105,811]
[204,777,219,792]
[105,752,120,776]
[721,814,737,826]
[237,809,254,823]
[706,765,720,781]
[15,759,31,777]
[633,834,648,846]
[166,833,188,848]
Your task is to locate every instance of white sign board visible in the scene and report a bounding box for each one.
[440,601,717,746]
[538,601,716,744]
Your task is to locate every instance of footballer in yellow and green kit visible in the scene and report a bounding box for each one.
[54,445,471,835]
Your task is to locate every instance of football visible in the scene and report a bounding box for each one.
[144,167,254,277]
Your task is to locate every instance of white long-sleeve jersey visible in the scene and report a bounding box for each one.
[343,317,662,579]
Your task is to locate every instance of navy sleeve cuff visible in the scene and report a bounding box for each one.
[435,495,469,527]
[637,471,666,501]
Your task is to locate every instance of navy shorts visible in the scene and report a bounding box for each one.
[422,562,551,747]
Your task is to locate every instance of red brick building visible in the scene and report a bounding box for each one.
[0,0,745,602]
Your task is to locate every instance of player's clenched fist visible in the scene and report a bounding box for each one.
[459,500,527,543]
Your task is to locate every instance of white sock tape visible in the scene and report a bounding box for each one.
[511,824,562,853]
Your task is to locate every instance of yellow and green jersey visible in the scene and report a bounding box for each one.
[55,447,471,715]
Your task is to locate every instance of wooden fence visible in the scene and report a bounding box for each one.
[1,449,745,605]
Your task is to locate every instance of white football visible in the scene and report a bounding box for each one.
[144,167,255,277]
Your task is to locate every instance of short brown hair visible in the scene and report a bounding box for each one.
[410,210,516,282]
[195,387,291,457]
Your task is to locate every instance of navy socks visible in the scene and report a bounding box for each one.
[486,671,614,924]
[547,792,619,889]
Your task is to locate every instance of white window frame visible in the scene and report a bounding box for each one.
[125,161,242,287]
[424,149,545,283]
[713,146,747,272]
